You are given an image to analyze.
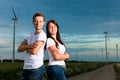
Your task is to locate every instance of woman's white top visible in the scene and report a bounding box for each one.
[46,38,66,67]
[23,30,46,69]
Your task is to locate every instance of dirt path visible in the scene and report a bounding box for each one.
[67,64,116,80]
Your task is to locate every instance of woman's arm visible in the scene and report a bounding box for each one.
[48,45,69,60]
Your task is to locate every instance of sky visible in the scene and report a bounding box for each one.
[0,0,120,62]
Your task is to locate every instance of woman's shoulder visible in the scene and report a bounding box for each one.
[47,38,54,41]
[47,38,55,44]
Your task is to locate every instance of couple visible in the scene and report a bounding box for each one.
[17,12,70,80]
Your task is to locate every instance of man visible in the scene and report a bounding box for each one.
[17,12,46,80]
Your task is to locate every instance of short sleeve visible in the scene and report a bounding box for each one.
[37,31,46,42]
[25,33,33,40]
[47,38,55,49]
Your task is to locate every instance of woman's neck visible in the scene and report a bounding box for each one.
[51,35,60,43]
[51,35,56,40]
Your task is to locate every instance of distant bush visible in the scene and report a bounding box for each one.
[113,63,120,79]
[65,62,105,77]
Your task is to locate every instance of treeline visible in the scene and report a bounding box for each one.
[0,59,24,62]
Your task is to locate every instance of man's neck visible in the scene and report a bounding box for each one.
[34,29,42,34]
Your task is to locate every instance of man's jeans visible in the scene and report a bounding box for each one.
[21,65,45,80]
[47,65,66,80]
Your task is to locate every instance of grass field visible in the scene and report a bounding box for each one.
[0,61,106,80]
[0,62,23,80]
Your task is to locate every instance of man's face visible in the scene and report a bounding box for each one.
[33,16,45,30]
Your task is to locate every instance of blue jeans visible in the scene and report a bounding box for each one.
[47,65,66,80]
[21,65,45,80]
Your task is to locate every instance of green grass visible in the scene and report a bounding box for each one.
[0,62,23,80]
[0,61,106,80]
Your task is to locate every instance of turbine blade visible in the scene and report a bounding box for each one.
[11,7,17,20]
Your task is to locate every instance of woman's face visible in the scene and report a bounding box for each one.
[48,22,57,35]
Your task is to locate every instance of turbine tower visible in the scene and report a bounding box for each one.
[11,7,18,62]
[104,31,108,63]
[116,44,118,64]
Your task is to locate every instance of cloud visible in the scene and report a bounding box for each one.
[61,33,104,43]
[0,0,120,61]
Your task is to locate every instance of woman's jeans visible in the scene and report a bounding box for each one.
[47,65,66,80]
[21,65,45,80]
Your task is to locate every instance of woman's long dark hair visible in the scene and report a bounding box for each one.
[46,20,65,49]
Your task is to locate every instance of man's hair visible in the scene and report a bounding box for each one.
[32,12,45,22]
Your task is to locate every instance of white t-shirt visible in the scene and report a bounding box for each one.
[23,30,46,69]
[47,38,66,66]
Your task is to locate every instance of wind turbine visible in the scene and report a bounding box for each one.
[104,29,109,63]
[11,7,18,62]
[116,44,118,64]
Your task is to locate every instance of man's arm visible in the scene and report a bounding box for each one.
[17,39,38,53]
[17,39,28,52]
[26,40,44,55]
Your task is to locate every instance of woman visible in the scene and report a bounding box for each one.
[46,20,70,80]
